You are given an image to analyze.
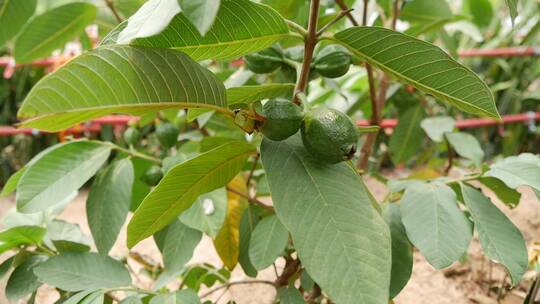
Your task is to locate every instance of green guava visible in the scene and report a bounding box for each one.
[155,122,179,149]
[260,98,304,141]
[313,45,352,78]
[301,107,358,164]
[244,46,283,74]
[123,127,140,146]
[142,165,163,186]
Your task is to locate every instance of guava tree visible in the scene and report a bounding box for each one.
[0,0,538,303]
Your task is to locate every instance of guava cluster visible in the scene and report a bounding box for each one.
[260,98,358,164]
[244,44,352,79]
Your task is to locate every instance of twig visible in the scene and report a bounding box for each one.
[101,142,162,164]
[444,139,454,175]
[246,154,260,187]
[226,186,274,212]
[104,0,123,23]
[286,20,308,38]
[306,284,322,303]
[200,280,275,298]
[335,0,359,26]
[316,9,353,36]
[275,257,301,287]
[293,0,321,104]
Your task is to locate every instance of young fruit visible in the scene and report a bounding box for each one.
[142,165,163,186]
[313,45,352,78]
[155,122,179,149]
[123,127,140,146]
[244,46,283,74]
[301,107,358,164]
[261,98,304,141]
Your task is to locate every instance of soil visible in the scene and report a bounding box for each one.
[0,176,539,304]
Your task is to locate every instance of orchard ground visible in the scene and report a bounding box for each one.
[0,172,538,304]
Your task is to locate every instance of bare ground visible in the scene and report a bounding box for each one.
[0,176,539,304]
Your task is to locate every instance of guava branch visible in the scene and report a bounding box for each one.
[293,0,321,104]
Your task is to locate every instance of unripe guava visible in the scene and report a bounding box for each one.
[301,107,358,164]
[244,46,283,74]
[155,122,179,149]
[261,98,304,141]
[123,127,140,145]
[313,45,352,78]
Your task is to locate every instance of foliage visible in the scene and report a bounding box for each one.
[0,0,538,303]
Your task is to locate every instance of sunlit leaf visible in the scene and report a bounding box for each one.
[0,0,37,46]
[334,27,499,118]
[17,45,228,132]
[227,84,295,106]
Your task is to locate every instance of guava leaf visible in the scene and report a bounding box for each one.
[128,142,254,247]
[87,159,134,254]
[461,184,527,285]
[113,0,293,61]
[16,141,111,213]
[14,3,97,63]
[0,0,37,46]
[227,84,295,106]
[334,27,499,118]
[34,252,131,291]
[17,45,227,131]
[400,183,472,269]
[261,134,391,304]
[248,215,289,270]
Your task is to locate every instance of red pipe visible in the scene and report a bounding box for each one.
[458,47,540,58]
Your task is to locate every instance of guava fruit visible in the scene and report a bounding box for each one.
[313,45,352,78]
[155,122,179,149]
[301,107,358,164]
[123,127,140,145]
[260,98,304,141]
[244,46,283,74]
[142,165,163,186]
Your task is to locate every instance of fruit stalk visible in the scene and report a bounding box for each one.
[293,0,320,104]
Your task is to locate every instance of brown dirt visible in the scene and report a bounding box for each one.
[0,176,538,304]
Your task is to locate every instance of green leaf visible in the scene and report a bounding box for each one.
[479,177,521,208]
[117,0,181,44]
[0,256,14,280]
[461,184,527,285]
[79,290,104,304]
[445,132,484,166]
[0,167,26,198]
[420,116,455,142]
[214,175,248,269]
[248,215,288,270]
[462,0,493,28]
[278,286,306,304]
[238,207,260,277]
[120,296,143,304]
[179,0,220,36]
[149,290,200,304]
[87,158,134,254]
[17,45,228,132]
[6,256,45,300]
[61,289,97,304]
[47,220,92,253]
[261,0,303,19]
[505,0,518,24]
[334,27,499,118]
[0,0,37,45]
[0,226,46,253]
[400,183,472,269]
[389,105,425,164]
[401,0,452,24]
[180,188,227,238]
[227,84,295,106]
[130,157,154,211]
[484,154,540,191]
[128,0,293,61]
[154,220,202,288]
[382,204,413,299]
[128,141,254,247]
[34,252,131,291]
[16,141,111,213]
[261,134,391,304]
[13,3,97,63]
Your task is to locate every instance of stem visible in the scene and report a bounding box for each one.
[286,20,308,38]
[444,139,454,175]
[101,142,162,164]
[200,280,275,298]
[275,256,301,287]
[105,287,156,295]
[293,0,321,104]
[316,9,353,36]
[335,0,359,26]
[443,173,482,185]
[357,0,400,171]
[104,0,123,23]
[246,154,260,187]
[226,186,274,213]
